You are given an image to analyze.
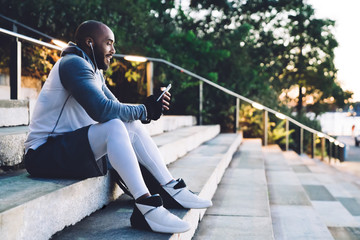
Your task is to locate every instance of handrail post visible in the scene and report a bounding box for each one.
[311,133,316,158]
[263,110,268,146]
[300,128,304,154]
[321,137,325,161]
[334,144,338,161]
[199,81,203,125]
[285,118,289,151]
[328,141,332,163]
[146,61,153,96]
[10,24,21,100]
[234,97,239,133]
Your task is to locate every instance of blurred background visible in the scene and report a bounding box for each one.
[0,0,359,151]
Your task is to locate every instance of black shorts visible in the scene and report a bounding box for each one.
[24,125,107,179]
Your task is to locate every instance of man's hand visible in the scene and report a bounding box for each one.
[142,87,171,124]
[160,88,171,111]
[143,96,162,122]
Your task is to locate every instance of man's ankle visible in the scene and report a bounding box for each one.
[136,193,151,202]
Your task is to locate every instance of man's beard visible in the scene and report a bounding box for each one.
[94,46,109,70]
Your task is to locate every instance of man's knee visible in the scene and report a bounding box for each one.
[124,120,147,135]
[102,119,128,136]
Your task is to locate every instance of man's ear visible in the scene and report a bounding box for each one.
[85,37,94,48]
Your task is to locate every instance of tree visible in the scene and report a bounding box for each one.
[0,0,352,133]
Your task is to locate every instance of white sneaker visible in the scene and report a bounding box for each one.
[162,178,213,209]
[130,194,190,233]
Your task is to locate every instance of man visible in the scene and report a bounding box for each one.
[24,20,211,234]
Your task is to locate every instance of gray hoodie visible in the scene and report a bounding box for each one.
[25,43,147,151]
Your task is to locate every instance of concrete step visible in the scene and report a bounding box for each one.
[144,115,197,136]
[0,124,220,240]
[0,115,197,168]
[0,126,28,167]
[265,145,335,239]
[193,139,274,240]
[153,125,220,165]
[51,133,243,240]
[0,100,29,127]
[283,151,360,239]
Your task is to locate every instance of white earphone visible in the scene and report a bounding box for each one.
[88,41,98,70]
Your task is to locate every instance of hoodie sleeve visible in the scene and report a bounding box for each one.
[100,76,118,101]
[59,55,147,123]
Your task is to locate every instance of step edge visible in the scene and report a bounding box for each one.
[169,133,243,240]
[161,125,221,165]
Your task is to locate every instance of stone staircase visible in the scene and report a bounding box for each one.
[3,99,360,239]
[0,99,243,240]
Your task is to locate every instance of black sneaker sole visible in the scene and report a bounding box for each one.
[130,206,152,231]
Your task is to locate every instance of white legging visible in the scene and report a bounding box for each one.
[88,119,173,199]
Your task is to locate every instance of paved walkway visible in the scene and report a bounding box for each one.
[194,139,273,240]
[195,139,360,239]
[328,136,360,179]
[282,151,360,239]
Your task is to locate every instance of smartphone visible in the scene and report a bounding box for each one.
[157,84,172,101]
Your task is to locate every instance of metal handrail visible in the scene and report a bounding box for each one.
[0,27,62,51]
[0,14,57,42]
[114,54,336,143]
[0,27,345,155]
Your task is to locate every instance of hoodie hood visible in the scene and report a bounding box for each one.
[61,42,96,70]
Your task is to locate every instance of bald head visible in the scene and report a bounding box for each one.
[74,20,116,70]
[75,20,111,49]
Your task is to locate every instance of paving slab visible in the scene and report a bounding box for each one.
[323,184,353,198]
[265,158,292,171]
[282,151,303,163]
[271,205,334,239]
[303,185,337,201]
[266,171,302,185]
[268,184,311,206]
[291,164,311,173]
[312,173,339,184]
[340,182,360,199]
[296,173,324,185]
[229,151,265,169]
[336,197,360,216]
[312,201,360,227]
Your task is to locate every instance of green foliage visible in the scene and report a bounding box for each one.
[270,120,294,149]
[239,104,294,148]
[240,105,264,138]
[0,0,352,136]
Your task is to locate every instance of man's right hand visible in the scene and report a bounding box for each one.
[143,95,163,122]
